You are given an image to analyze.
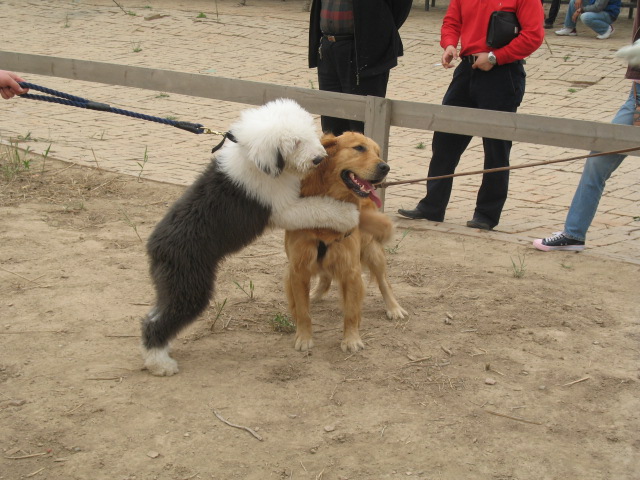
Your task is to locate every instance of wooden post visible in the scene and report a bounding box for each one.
[364,96,392,210]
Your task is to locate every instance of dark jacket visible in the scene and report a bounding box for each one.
[308,0,413,79]
[626,0,640,80]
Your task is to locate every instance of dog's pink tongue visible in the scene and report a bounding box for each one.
[369,187,382,208]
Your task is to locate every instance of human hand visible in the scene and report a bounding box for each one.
[0,70,27,99]
[571,8,581,22]
[441,45,458,68]
[471,52,494,72]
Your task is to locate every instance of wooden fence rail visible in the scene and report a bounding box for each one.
[1,51,639,165]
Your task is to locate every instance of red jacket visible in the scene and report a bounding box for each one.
[441,0,544,65]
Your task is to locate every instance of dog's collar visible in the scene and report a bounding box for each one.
[211,131,238,154]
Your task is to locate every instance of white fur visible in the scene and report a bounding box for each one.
[616,39,640,67]
[217,99,359,232]
[143,346,179,376]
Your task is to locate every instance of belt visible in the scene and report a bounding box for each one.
[323,34,354,42]
[461,55,526,65]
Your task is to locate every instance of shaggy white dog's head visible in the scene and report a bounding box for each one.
[230,98,326,177]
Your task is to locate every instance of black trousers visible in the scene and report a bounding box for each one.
[317,37,390,135]
[545,0,561,23]
[416,59,526,228]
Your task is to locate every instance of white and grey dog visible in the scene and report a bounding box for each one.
[142,98,359,376]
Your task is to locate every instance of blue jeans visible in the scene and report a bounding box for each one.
[563,0,614,35]
[564,85,639,242]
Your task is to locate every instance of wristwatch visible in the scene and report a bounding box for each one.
[488,51,497,66]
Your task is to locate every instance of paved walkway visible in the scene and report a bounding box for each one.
[1,0,639,264]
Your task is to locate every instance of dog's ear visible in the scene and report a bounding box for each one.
[257,148,285,177]
[321,133,338,156]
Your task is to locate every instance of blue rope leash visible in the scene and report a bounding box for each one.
[17,82,209,135]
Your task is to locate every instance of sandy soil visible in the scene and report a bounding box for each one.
[1,148,639,480]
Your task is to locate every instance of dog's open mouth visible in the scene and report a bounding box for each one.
[341,171,384,208]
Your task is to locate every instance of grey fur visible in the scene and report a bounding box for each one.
[143,160,271,350]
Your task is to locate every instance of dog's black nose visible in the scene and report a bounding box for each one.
[312,155,325,166]
[377,162,390,175]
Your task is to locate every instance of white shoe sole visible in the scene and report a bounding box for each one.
[533,239,585,252]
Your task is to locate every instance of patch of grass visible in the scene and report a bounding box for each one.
[510,253,527,279]
[386,228,412,255]
[136,146,149,182]
[120,208,143,243]
[416,142,426,149]
[1,141,32,181]
[17,132,33,142]
[270,313,295,333]
[234,280,255,300]
[41,143,51,173]
[197,12,207,18]
[209,298,228,331]
[568,88,578,93]
[155,93,170,99]
[131,41,142,53]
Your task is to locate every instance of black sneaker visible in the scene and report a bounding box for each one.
[544,21,554,29]
[533,232,585,251]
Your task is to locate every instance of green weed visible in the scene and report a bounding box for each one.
[209,298,228,331]
[270,313,295,333]
[386,228,412,255]
[510,253,527,278]
[234,280,255,300]
[136,146,149,181]
[1,141,32,181]
[120,208,143,243]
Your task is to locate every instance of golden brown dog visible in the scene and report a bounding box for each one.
[284,132,407,353]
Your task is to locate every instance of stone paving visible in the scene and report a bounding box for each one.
[1,0,639,264]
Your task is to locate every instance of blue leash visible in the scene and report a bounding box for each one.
[18,82,213,135]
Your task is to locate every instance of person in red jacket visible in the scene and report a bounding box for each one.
[0,70,27,99]
[399,0,544,230]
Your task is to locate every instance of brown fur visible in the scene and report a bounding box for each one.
[284,132,407,353]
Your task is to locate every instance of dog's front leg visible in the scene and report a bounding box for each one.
[272,197,359,233]
[286,265,314,352]
[339,267,366,353]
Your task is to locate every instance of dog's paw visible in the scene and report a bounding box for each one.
[386,305,408,320]
[294,334,314,352]
[143,347,179,376]
[340,335,364,353]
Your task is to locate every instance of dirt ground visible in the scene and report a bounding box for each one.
[1,147,639,480]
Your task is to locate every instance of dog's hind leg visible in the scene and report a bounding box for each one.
[310,272,332,302]
[141,264,216,376]
[362,243,407,320]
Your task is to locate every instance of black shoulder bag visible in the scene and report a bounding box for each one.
[487,11,521,49]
